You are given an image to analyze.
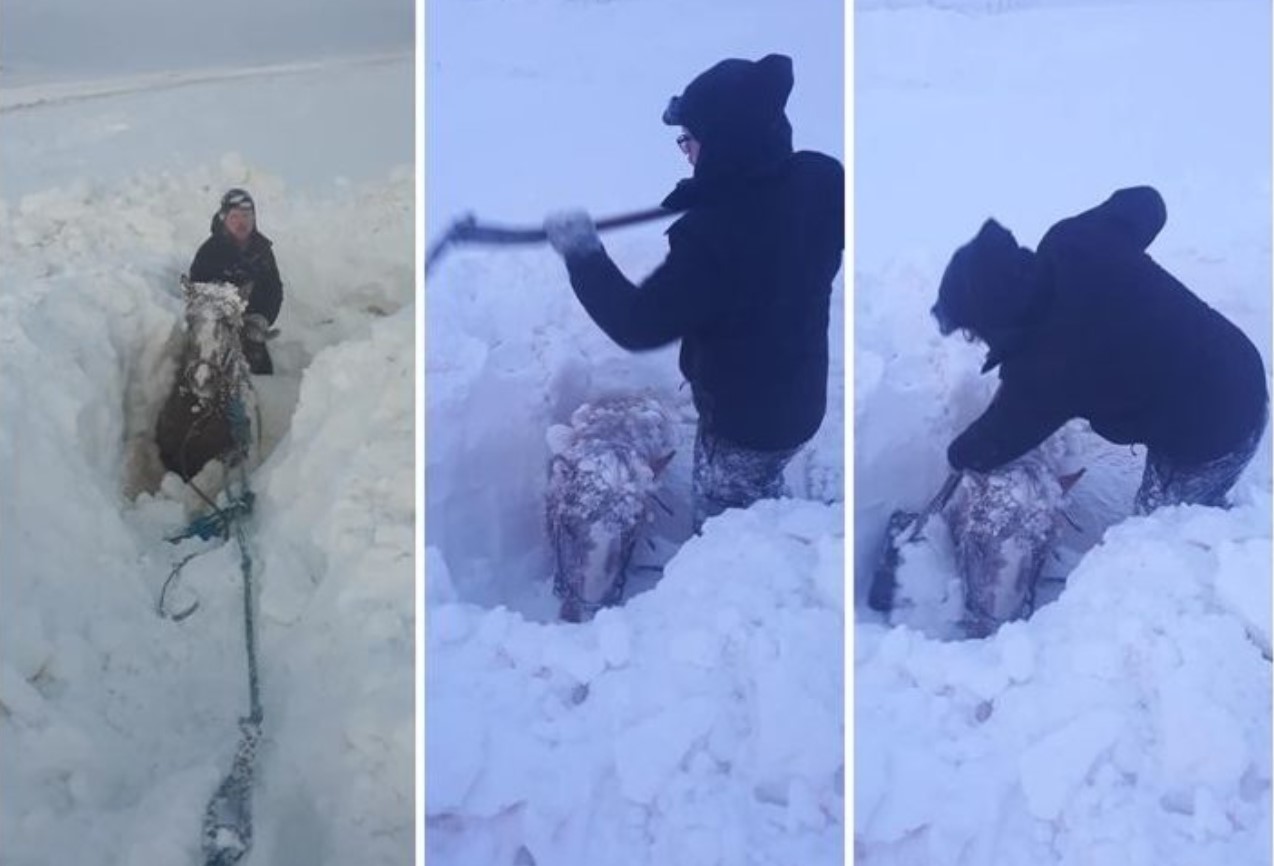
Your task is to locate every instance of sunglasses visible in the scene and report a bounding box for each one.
[676,133,695,154]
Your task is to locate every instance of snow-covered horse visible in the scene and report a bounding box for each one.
[886,452,1084,640]
[155,278,256,483]
[945,456,1084,637]
[546,395,677,622]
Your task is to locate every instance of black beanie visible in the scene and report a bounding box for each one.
[662,54,794,142]
[219,188,255,216]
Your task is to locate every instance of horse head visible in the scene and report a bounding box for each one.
[546,395,677,621]
[179,277,249,407]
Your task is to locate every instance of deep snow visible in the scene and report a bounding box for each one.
[854,1,1272,864]
[425,0,846,863]
[0,47,414,866]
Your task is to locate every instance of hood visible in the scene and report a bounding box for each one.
[662,53,795,184]
[933,219,1044,370]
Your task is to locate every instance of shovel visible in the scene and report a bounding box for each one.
[867,471,962,613]
[425,206,679,275]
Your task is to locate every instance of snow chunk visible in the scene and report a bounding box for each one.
[1018,710,1125,820]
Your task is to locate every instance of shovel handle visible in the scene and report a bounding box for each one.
[905,471,962,543]
[425,206,680,276]
[455,205,676,244]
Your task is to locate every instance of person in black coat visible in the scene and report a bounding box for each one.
[932,186,1268,514]
[543,54,844,530]
[189,188,283,374]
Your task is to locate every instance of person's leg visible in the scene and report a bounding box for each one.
[692,422,800,533]
[1134,414,1266,514]
[1133,449,1171,516]
[241,335,273,375]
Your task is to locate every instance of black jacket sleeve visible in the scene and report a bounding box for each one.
[246,246,283,324]
[562,227,719,351]
[189,240,220,283]
[947,381,1070,472]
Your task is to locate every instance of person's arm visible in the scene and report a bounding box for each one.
[947,381,1070,472]
[247,247,283,324]
[564,237,718,350]
[189,240,218,283]
[547,211,719,351]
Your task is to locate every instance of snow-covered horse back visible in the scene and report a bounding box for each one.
[155,278,255,482]
[546,395,677,622]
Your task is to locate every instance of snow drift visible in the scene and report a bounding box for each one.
[0,153,413,862]
[854,2,1271,864]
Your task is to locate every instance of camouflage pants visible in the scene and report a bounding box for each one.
[692,423,801,532]
[1134,409,1267,515]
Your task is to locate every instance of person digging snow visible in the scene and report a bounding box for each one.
[190,188,283,375]
[932,186,1268,514]
[543,53,844,531]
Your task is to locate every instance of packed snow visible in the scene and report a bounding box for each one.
[0,23,413,866]
[854,1,1272,864]
[425,0,845,862]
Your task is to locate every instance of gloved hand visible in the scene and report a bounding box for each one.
[242,312,271,344]
[544,210,603,259]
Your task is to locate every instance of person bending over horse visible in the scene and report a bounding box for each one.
[543,54,844,531]
[190,188,283,375]
[932,186,1268,515]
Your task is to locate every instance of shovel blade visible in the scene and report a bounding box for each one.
[867,509,920,613]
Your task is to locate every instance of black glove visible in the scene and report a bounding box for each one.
[242,313,271,344]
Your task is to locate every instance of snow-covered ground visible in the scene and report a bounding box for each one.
[855,1,1272,863]
[424,0,845,863]
[0,16,413,865]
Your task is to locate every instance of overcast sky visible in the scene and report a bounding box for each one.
[2,0,413,78]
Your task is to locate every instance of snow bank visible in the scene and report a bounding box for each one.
[0,158,412,863]
[856,502,1272,865]
[855,2,1271,863]
[426,0,846,615]
[248,309,415,866]
[425,0,846,861]
[427,500,844,866]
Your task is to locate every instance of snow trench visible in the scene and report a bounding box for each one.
[424,203,847,866]
[0,162,414,865]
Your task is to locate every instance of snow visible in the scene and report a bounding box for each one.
[0,21,412,866]
[855,1,1272,864]
[425,0,845,862]
[427,503,845,865]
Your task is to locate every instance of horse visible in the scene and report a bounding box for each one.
[155,277,257,488]
[545,394,677,622]
[946,457,1084,637]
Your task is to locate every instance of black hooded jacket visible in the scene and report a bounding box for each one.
[189,216,284,324]
[936,187,1268,472]
[561,54,844,451]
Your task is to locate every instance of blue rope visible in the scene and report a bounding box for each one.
[152,381,264,864]
[198,392,265,865]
